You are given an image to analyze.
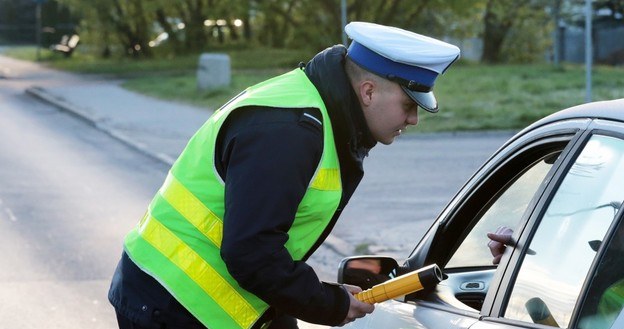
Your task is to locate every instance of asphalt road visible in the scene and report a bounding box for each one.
[0,80,169,328]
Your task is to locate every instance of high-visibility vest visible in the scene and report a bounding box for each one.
[124,68,342,329]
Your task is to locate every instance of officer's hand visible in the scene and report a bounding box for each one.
[340,284,374,326]
[487,226,514,265]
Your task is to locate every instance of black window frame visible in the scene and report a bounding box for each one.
[415,126,585,272]
[404,119,591,318]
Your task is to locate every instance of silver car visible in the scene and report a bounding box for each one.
[304,99,624,329]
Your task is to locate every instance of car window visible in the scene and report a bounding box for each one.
[503,135,624,328]
[446,154,556,268]
[577,212,624,329]
[606,307,624,329]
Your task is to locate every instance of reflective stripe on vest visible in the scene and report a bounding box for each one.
[124,68,342,329]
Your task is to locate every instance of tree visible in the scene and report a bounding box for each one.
[481,0,552,63]
[53,0,557,62]
[175,0,209,52]
[276,0,483,51]
[57,0,156,57]
[253,0,301,48]
[110,0,154,57]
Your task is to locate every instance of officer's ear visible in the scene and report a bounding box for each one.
[356,80,375,107]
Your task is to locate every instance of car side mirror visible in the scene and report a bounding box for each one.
[337,255,400,290]
[339,257,444,303]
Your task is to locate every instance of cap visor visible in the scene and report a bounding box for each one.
[401,86,438,113]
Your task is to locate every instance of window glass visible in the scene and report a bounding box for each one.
[446,155,556,268]
[504,135,624,328]
[577,216,624,329]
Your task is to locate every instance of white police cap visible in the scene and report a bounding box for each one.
[345,21,460,113]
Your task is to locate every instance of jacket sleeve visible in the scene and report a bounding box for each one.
[217,107,350,326]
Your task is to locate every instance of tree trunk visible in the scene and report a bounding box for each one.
[182,0,208,52]
[131,0,152,57]
[110,0,152,58]
[481,0,512,63]
[155,8,182,52]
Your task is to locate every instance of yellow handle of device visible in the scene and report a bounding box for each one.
[354,264,443,304]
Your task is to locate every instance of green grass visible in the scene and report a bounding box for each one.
[122,69,286,110]
[3,46,313,76]
[124,62,624,131]
[5,46,624,132]
[417,63,624,132]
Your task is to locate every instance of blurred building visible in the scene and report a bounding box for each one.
[0,0,77,46]
[558,20,624,65]
[449,19,623,65]
[556,1,624,65]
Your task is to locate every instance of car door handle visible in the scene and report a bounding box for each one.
[460,281,485,291]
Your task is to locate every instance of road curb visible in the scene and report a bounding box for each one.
[26,85,175,167]
[323,234,352,257]
[26,86,102,126]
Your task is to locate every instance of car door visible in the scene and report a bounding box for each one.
[472,119,624,329]
[337,119,590,329]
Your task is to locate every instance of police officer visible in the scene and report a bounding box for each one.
[108,21,460,329]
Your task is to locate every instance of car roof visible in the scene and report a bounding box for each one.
[526,98,624,131]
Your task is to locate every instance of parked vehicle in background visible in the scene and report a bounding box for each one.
[302,98,624,329]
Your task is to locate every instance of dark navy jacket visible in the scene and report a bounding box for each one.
[108,45,376,329]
